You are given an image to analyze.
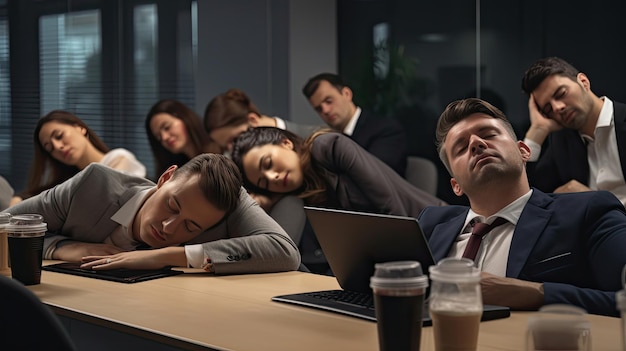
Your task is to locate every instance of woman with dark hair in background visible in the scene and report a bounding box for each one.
[147,99,306,245]
[204,88,320,154]
[232,127,446,218]
[10,110,145,205]
[145,99,220,176]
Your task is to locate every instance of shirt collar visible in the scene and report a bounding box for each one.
[596,96,613,128]
[343,107,361,136]
[273,116,286,130]
[464,189,533,230]
[581,96,613,143]
[110,187,154,239]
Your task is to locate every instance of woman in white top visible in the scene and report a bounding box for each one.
[10,110,145,206]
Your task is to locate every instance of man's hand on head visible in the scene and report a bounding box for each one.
[52,242,126,262]
[553,180,591,194]
[480,271,544,310]
[525,95,563,145]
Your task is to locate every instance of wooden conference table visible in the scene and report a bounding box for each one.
[19,261,624,351]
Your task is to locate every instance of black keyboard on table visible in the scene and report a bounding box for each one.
[272,289,511,326]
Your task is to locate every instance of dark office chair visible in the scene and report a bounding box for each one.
[0,275,77,351]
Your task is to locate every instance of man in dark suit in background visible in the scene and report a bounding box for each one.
[418,98,626,317]
[302,72,408,176]
[522,56,626,207]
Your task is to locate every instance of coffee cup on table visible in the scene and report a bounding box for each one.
[0,212,10,274]
[428,258,483,351]
[526,304,591,351]
[6,214,47,285]
[370,260,429,351]
[615,265,626,351]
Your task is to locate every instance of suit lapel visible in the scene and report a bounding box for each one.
[506,189,553,278]
[429,211,467,262]
[351,109,373,143]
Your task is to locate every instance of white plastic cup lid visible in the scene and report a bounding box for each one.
[6,214,47,235]
[370,261,429,290]
[617,290,626,310]
[0,212,10,226]
[429,257,481,283]
[527,304,590,331]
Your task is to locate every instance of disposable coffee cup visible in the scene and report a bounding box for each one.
[429,258,483,351]
[6,214,47,285]
[526,304,591,351]
[370,261,429,351]
[616,289,626,351]
[0,212,10,273]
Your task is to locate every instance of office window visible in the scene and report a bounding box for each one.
[0,15,9,175]
[133,4,157,109]
[128,4,158,177]
[191,0,197,78]
[40,10,101,127]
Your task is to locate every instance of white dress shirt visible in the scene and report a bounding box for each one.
[273,116,286,130]
[448,190,533,276]
[524,97,626,205]
[343,107,361,136]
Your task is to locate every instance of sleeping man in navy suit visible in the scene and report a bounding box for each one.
[418,98,626,317]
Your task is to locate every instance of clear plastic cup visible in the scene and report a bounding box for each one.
[429,258,483,351]
[0,212,10,272]
[526,304,591,351]
[618,265,626,351]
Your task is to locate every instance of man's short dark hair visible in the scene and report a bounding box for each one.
[172,153,243,214]
[302,73,347,99]
[521,57,580,94]
[436,98,516,174]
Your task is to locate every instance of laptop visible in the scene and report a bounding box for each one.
[272,206,510,325]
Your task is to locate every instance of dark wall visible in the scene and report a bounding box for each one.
[338,0,626,205]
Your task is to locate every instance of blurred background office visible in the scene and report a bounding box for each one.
[1,0,624,205]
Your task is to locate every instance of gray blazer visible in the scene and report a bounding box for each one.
[2,164,300,274]
[0,176,13,211]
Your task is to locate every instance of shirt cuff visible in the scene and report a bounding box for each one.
[523,138,542,162]
[184,244,204,268]
[274,116,286,130]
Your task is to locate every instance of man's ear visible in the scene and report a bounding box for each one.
[247,112,261,126]
[157,165,178,188]
[577,73,591,91]
[451,178,464,197]
[280,138,294,150]
[341,86,353,101]
[518,140,531,162]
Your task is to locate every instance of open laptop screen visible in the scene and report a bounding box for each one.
[303,206,435,293]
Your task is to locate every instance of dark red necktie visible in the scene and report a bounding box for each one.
[462,217,508,261]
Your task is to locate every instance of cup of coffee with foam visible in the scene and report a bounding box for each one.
[428,258,482,351]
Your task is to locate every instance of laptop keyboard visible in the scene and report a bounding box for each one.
[272,289,510,325]
[307,290,375,310]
